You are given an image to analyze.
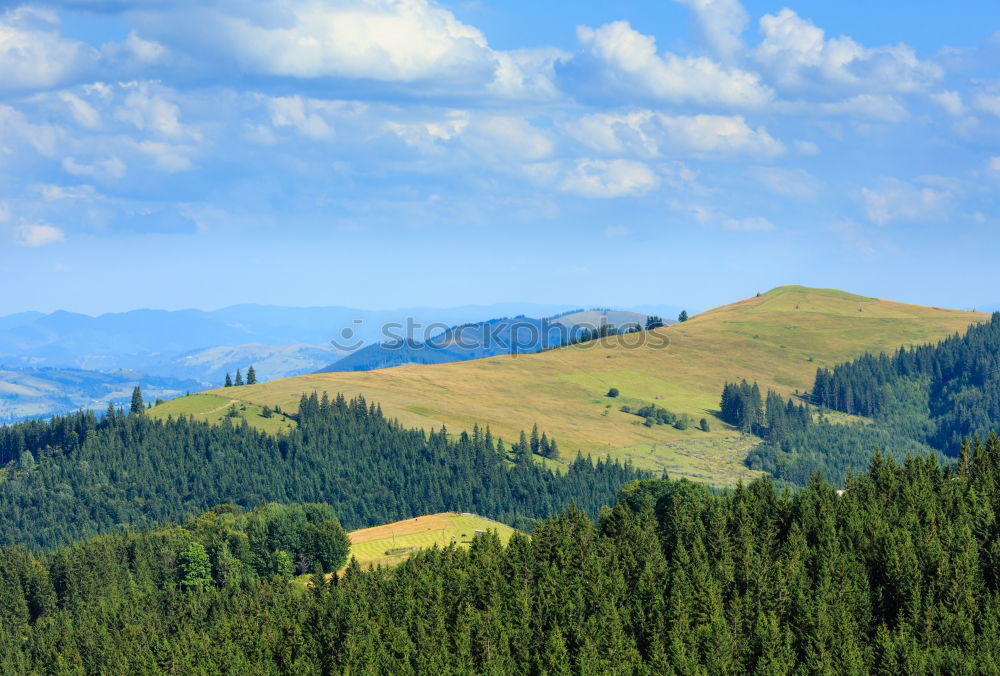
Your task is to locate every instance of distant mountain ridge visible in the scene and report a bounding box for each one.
[318,309,671,373]
[0,367,201,423]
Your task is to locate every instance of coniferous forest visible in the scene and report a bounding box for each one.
[0,393,644,551]
[721,313,1000,486]
[5,436,1000,671]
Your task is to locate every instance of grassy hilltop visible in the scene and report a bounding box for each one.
[153,286,986,486]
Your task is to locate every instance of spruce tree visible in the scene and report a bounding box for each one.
[235,369,243,387]
[678,310,689,323]
[247,366,257,385]
[129,386,144,416]
[530,424,540,455]
[224,373,232,387]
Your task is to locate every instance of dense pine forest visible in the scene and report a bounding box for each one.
[0,393,645,550]
[726,313,1000,486]
[4,435,1000,672]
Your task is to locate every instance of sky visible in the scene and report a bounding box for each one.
[0,0,998,315]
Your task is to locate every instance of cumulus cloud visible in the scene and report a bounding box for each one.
[129,0,495,85]
[754,8,941,94]
[860,177,953,225]
[558,159,659,198]
[674,0,748,62]
[573,20,772,107]
[0,7,98,95]
[567,110,784,158]
[15,224,65,247]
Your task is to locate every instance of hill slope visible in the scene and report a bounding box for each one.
[153,287,987,485]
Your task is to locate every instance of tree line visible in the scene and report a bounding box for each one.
[5,434,1000,671]
[811,311,1000,453]
[0,393,645,550]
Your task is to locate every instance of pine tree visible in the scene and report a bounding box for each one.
[531,424,540,455]
[678,310,689,322]
[234,369,244,386]
[130,386,144,416]
[224,373,233,388]
[247,366,257,385]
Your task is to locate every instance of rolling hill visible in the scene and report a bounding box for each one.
[152,286,987,486]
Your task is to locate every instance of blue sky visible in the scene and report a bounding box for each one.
[0,0,998,315]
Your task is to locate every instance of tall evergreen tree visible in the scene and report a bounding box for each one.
[234,369,243,386]
[129,386,144,416]
[247,366,257,385]
[678,310,689,323]
[224,373,233,387]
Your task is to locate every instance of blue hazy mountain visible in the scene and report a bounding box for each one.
[319,309,669,373]
[0,367,202,423]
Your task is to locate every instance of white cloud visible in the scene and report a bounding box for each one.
[0,105,60,156]
[15,224,65,247]
[576,21,772,107]
[387,110,469,152]
[603,224,631,238]
[567,110,784,158]
[115,85,186,137]
[658,114,784,156]
[62,156,127,180]
[38,184,98,201]
[133,0,495,84]
[860,177,953,225]
[976,93,1000,118]
[268,96,336,140]
[0,202,8,223]
[462,115,553,162]
[754,8,941,94]
[929,91,965,117]
[793,140,820,155]
[988,157,1000,176]
[58,92,102,130]
[489,48,567,99]
[0,7,98,95]
[777,94,909,122]
[558,159,659,198]
[133,140,195,172]
[674,0,748,62]
[747,166,822,199]
[671,201,773,231]
[123,31,167,64]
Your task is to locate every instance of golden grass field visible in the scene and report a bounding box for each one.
[344,512,516,571]
[153,286,987,486]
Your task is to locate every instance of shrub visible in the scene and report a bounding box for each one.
[607,388,620,398]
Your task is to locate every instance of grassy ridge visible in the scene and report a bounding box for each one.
[154,286,986,486]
